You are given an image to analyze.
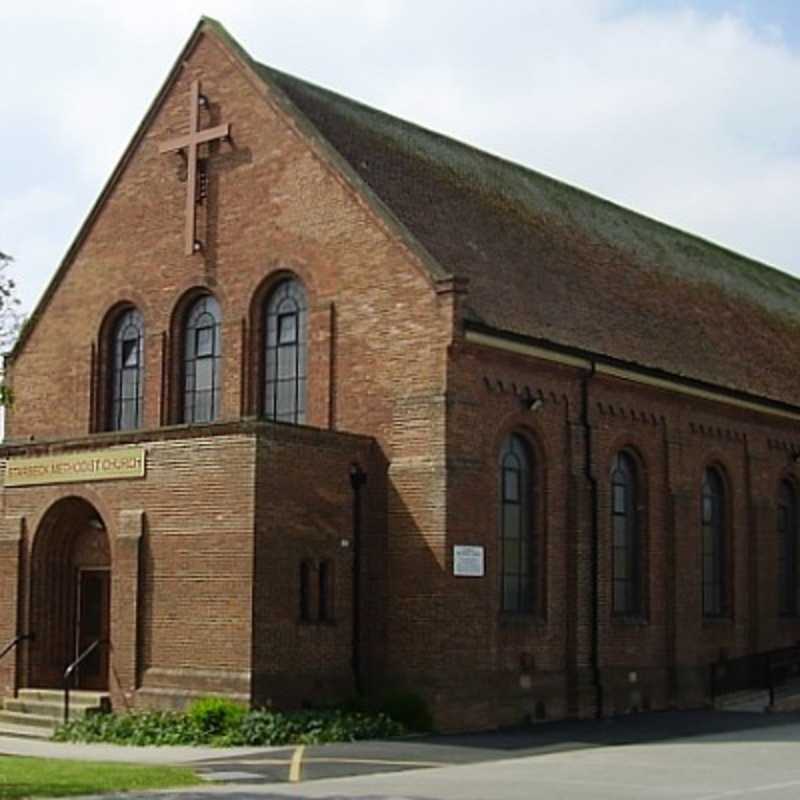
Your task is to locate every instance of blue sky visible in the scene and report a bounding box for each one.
[2,0,800,313]
[617,0,800,43]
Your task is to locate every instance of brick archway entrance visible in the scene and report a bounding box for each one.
[29,497,110,690]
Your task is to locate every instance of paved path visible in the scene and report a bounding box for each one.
[0,736,278,764]
[180,710,800,788]
[4,710,800,798]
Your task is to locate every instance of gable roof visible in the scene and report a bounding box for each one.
[15,16,800,411]
[252,57,800,408]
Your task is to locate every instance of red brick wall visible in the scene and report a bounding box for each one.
[1,429,256,707]
[0,422,376,710]
[251,424,380,709]
[433,338,800,728]
[2,27,452,716]
[0,509,24,699]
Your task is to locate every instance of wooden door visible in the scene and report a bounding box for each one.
[75,569,110,690]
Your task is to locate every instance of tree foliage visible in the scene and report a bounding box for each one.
[0,251,22,406]
[0,252,21,349]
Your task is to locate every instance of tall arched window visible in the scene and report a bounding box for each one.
[702,467,727,617]
[183,295,222,423]
[500,433,534,613]
[110,308,144,431]
[611,451,641,616]
[778,480,798,617]
[264,279,307,424]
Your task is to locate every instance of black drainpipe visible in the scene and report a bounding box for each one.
[581,363,603,718]
[349,462,367,696]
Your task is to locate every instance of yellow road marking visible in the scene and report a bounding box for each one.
[289,744,305,783]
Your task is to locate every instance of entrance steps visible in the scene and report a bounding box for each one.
[714,688,770,712]
[770,677,800,711]
[0,689,109,739]
[714,678,800,713]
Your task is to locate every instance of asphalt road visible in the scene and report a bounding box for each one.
[169,710,800,799]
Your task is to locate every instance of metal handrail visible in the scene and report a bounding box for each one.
[0,633,34,664]
[0,634,35,698]
[63,639,107,723]
[766,644,800,706]
[711,641,800,705]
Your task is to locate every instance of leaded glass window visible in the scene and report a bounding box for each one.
[702,468,727,617]
[500,434,534,613]
[611,452,641,616]
[778,481,799,617]
[264,279,307,424]
[183,295,222,423]
[110,308,144,431]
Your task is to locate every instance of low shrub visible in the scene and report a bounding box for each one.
[54,703,405,747]
[53,710,201,746]
[187,696,246,738]
[378,689,433,732]
[222,709,404,746]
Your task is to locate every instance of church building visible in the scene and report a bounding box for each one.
[2,17,800,731]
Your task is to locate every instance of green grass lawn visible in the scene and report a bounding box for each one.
[0,756,200,798]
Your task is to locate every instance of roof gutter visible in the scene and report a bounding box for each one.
[464,323,800,424]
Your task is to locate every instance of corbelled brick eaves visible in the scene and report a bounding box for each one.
[14,16,800,409]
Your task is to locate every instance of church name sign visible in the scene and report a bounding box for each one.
[4,447,146,487]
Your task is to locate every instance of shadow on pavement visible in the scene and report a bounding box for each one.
[421,709,800,756]
[187,709,800,788]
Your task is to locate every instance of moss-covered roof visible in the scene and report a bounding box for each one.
[236,29,800,406]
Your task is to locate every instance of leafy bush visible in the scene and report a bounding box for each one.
[53,710,202,746]
[378,689,433,732]
[54,703,405,747]
[222,709,404,746]
[187,696,246,738]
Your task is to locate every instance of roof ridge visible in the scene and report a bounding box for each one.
[259,60,800,308]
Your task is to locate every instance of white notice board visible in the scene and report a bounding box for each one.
[453,545,485,577]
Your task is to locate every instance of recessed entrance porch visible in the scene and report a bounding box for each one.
[28,497,111,691]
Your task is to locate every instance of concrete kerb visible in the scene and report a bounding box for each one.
[0,736,285,764]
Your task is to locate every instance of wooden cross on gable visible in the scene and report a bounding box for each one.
[160,80,230,256]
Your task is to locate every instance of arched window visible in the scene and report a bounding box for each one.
[611,451,641,616]
[264,279,307,424]
[702,467,727,617]
[109,308,144,431]
[183,295,222,423]
[778,481,799,617]
[500,433,534,613]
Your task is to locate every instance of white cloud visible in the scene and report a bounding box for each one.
[2,0,799,312]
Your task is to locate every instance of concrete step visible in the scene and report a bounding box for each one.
[770,678,800,711]
[714,688,770,712]
[0,688,110,740]
[774,677,800,699]
[16,688,109,708]
[3,697,99,719]
[0,710,59,731]
[0,721,53,740]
